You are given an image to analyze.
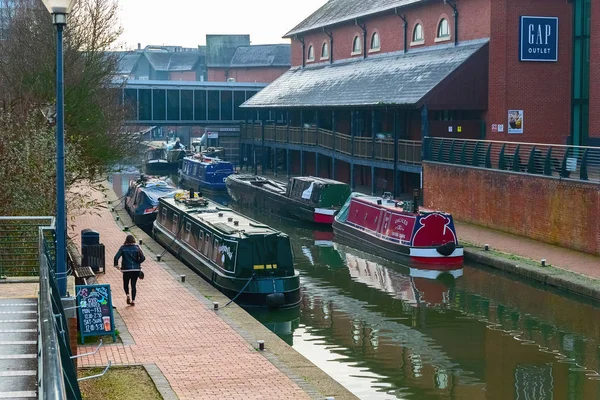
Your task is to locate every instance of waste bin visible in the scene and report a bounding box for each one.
[81,229,100,248]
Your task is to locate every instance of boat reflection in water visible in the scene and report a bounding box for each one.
[247,306,300,346]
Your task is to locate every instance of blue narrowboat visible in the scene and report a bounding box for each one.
[179,156,234,192]
[125,176,178,229]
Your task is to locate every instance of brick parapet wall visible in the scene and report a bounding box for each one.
[423,162,600,255]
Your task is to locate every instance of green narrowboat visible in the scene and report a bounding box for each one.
[152,191,301,308]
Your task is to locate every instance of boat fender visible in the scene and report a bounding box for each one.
[436,241,456,256]
[266,293,285,308]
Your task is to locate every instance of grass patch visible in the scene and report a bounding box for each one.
[78,366,163,400]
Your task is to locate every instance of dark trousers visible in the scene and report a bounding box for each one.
[123,271,140,300]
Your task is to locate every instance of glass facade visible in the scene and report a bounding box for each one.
[127,88,259,122]
[571,0,591,146]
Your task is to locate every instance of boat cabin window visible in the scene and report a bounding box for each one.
[172,214,179,232]
[212,238,220,264]
[197,230,204,251]
[192,164,198,176]
[161,207,167,223]
[203,233,212,258]
[184,222,191,242]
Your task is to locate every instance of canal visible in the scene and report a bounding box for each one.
[112,171,600,400]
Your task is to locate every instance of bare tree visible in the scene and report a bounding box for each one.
[0,0,139,216]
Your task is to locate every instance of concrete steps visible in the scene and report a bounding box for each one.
[0,298,38,399]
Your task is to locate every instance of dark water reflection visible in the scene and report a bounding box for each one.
[111,173,600,400]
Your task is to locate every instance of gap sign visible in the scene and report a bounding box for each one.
[519,16,558,62]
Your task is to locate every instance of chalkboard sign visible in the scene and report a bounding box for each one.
[76,284,116,344]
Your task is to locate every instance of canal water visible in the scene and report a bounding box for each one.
[112,172,600,400]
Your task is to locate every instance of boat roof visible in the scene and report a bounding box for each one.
[292,176,348,186]
[352,193,440,214]
[159,196,283,237]
[183,156,232,166]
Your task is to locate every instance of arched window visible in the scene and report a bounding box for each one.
[370,32,381,50]
[321,42,329,59]
[413,24,423,42]
[438,19,450,38]
[307,45,314,61]
[352,35,361,53]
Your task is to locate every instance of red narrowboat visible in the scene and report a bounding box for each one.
[333,193,463,269]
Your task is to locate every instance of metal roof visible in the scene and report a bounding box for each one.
[242,40,488,109]
[229,44,291,68]
[144,52,201,72]
[285,0,424,37]
[115,53,142,75]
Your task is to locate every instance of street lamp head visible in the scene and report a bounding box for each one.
[41,0,77,15]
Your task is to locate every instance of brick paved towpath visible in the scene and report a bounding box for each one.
[456,221,600,280]
[72,188,314,400]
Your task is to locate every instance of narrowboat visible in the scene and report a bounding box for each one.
[124,176,178,228]
[152,191,301,308]
[226,175,351,225]
[333,193,464,268]
[143,148,177,175]
[179,156,234,192]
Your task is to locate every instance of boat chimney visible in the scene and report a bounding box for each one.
[377,199,382,205]
[189,188,195,198]
[234,220,239,226]
[413,189,420,213]
[218,212,223,217]
[228,217,233,222]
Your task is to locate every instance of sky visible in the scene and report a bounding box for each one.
[117,0,328,49]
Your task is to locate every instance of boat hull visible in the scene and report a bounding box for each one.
[180,174,227,193]
[226,177,334,225]
[153,224,301,308]
[333,220,463,269]
[144,160,178,175]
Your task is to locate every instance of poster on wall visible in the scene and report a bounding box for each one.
[508,110,524,134]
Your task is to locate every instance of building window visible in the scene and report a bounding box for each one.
[412,24,424,43]
[321,42,329,59]
[437,19,450,38]
[307,45,315,61]
[370,32,381,51]
[352,35,361,54]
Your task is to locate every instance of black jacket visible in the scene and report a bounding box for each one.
[114,244,145,271]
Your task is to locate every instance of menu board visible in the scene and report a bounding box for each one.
[76,284,116,344]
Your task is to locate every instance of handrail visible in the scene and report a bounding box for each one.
[39,227,67,400]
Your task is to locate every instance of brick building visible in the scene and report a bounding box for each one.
[240,0,595,196]
[116,35,291,84]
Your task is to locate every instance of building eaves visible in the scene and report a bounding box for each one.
[284,0,424,38]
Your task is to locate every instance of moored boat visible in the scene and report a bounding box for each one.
[179,156,234,193]
[143,148,178,174]
[124,176,178,229]
[226,175,351,225]
[333,193,463,268]
[152,191,301,308]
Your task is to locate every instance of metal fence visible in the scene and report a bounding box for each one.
[0,217,54,278]
[424,137,600,182]
[38,223,83,400]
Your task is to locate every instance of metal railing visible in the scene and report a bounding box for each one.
[38,222,83,400]
[424,137,600,182]
[241,124,422,165]
[0,217,54,278]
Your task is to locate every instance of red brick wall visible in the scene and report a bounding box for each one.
[228,67,289,83]
[169,71,197,81]
[590,2,600,139]
[487,0,572,144]
[423,162,600,255]
[208,67,288,83]
[290,0,491,67]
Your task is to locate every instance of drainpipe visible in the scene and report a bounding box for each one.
[444,0,459,46]
[395,9,408,53]
[356,18,367,59]
[295,35,306,68]
[325,30,334,64]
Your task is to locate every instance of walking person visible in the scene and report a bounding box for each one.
[114,234,145,306]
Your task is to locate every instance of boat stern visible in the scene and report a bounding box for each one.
[408,212,464,268]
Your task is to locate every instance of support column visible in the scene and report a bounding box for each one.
[300,111,304,176]
[371,109,376,195]
[315,110,320,177]
[393,111,400,197]
[261,114,266,174]
[286,111,291,178]
[421,104,429,162]
[350,110,356,191]
[251,117,257,175]
[331,110,337,180]
[273,147,278,177]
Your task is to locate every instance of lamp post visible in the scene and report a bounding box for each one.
[42,0,76,297]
